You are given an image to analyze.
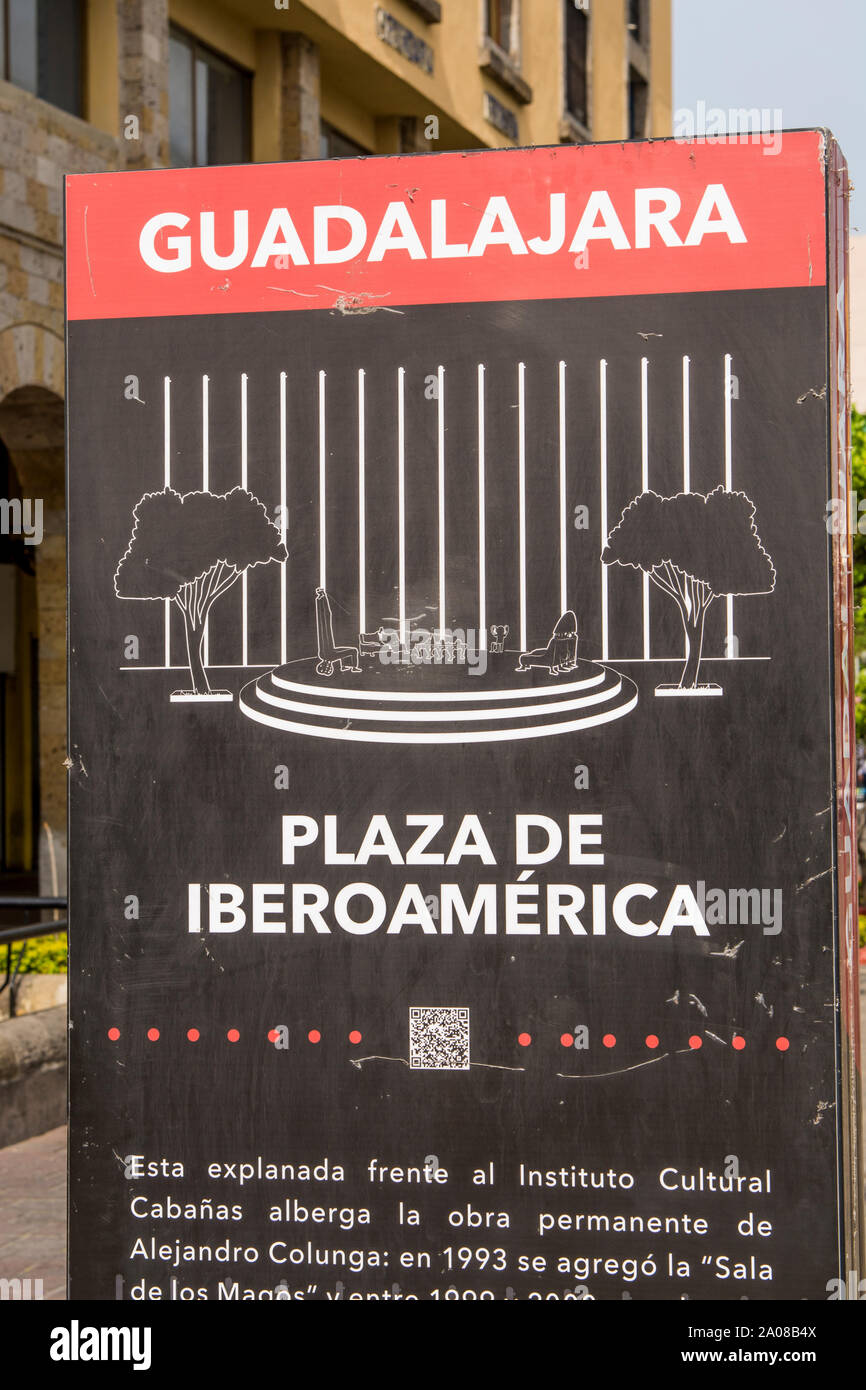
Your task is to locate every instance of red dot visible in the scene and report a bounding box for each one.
[689,1035,702,1049]
[602,1033,616,1048]
[187,1028,200,1043]
[147,1027,160,1042]
[227,1028,240,1043]
[518,1032,532,1047]
[107,1027,120,1041]
[267,1028,279,1044]
[560,1032,574,1048]
[732,1035,746,1051]
[348,1030,362,1045]
[308,1029,321,1044]
[645,1034,659,1049]
[776,1036,789,1052]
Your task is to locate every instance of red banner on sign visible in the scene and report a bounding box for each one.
[66,133,828,321]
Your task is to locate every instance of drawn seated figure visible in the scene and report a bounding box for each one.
[359,628,386,656]
[315,588,361,676]
[517,610,578,675]
[489,624,509,654]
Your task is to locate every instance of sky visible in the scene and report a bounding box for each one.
[673,0,866,230]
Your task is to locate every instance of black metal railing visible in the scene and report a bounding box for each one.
[0,896,67,1016]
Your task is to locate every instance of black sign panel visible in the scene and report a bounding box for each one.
[66,136,860,1301]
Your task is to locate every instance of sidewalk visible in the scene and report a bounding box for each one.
[0,1124,65,1300]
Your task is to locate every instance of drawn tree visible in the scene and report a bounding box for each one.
[602,487,775,690]
[115,487,287,696]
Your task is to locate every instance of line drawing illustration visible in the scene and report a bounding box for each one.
[113,352,773,738]
[517,611,579,675]
[601,487,776,696]
[315,588,361,676]
[114,486,287,702]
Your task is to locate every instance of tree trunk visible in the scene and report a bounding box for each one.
[183,612,211,695]
[679,605,708,689]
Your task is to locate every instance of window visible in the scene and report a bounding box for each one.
[169,26,251,168]
[320,122,369,159]
[487,0,519,60]
[0,0,83,117]
[628,0,650,46]
[565,1,589,127]
[628,66,648,138]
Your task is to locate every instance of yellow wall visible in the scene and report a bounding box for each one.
[591,0,626,141]
[170,0,257,71]
[650,0,673,137]
[167,0,672,156]
[85,0,118,135]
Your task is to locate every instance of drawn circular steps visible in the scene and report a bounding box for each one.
[238,656,637,744]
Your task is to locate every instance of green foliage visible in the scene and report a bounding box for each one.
[857,668,866,742]
[852,407,866,662]
[8,932,67,974]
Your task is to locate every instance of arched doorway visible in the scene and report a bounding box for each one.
[0,328,66,896]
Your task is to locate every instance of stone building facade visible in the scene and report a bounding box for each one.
[0,0,671,895]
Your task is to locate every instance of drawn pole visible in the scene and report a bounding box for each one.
[641,356,650,662]
[241,372,248,667]
[478,363,487,653]
[397,366,406,656]
[202,374,210,667]
[437,365,445,634]
[681,355,690,663]
[725,353,734,656]
[682,356,690,493]
[559,359,567,613]
[319,369,327,591]
[600,359,609,662]
[358,368,366,636]
[163,376,171,668]
[280,371,287,665]
[518,361,527,651]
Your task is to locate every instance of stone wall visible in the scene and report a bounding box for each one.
[0,53,120,891]
[0,1005,66,1147]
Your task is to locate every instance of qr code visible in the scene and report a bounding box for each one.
[409,1007,470,1070]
